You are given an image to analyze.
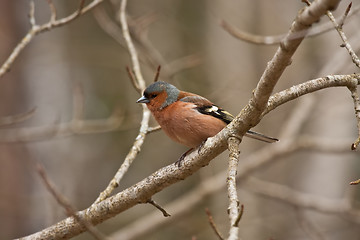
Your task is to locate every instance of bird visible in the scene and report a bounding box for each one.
[136,81,278,166]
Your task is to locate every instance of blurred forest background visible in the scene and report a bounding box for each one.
[1,0,360,239]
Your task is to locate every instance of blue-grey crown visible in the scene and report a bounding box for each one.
[144,81,180,109]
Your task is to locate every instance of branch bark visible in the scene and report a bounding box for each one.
[227,137,241,240]
[18,1,343,238]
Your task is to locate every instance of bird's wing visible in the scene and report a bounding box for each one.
[179,94,234,124]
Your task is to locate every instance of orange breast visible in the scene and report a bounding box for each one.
[151,101,227,148]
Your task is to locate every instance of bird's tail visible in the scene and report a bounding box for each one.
[245,130,278,143]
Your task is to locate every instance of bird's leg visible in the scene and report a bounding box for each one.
[197,140,207,154]
[175,148,194,167]
[175,140,207,167]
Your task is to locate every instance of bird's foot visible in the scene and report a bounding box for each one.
[175,148,194,167]
[197,140,207,154]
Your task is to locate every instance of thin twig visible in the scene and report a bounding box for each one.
[233,205,244,227]
[205,208,225,240]
[264,74,360,116]
[120,0,145,90]
[93,0,151,204]
[29,1,36,27]
[326,3,360,68]
[0,109,123,142]
[76,0,86,17]
[126,65,141,93]
[338,2,352,28]
[350,179,360,185]
[31,158,108,240]
[221,3,360,46]
[45,0,57,23]
[153,65,161,82]
[0,0,104,78]
[146,125,161,134]
[93,5,200,80]
[147,199,171,217]
[93,107,150,204]
[295,207,327,240]
[0,107,36,127]
[245,177,356,217]
[348,86,360,150]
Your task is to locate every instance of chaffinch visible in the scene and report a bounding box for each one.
[137,81,278,165]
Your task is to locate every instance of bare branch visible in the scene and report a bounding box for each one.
[146,199,171,217]
[119,0,145,90]
[29,1,36,27]
[348,85,360,150]
[338,2,352,28]
[221,20,282,45]
[230,0,341,143]
[0,107,36,127]
[350,179,360,185]
[153,65,161,82]
[93,0,151,204]
[146,125,161,134]
[126,65,141,93]
[31,158,109,240]
[245,177,358,219]
[205,208,225,240]
[110,135,356,240]
[76,0,86,18]
[326,3,360,68]
[45,0,57,23]
[264,74,360,116]
[19,1,345,238]
[0,0,104,78]
[233,205,244,227]
[0,110,123,143]
[93,107,150,204]
[94,4,200,80]
[110,135,355,240]
[221,4,360,46]
[226,136,241,240]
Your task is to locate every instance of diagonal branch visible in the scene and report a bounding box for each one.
[32,158,109,240]
[18,1,342,239]
[227,0,341,148]
[19,71,356,239]
[326,2,360,68]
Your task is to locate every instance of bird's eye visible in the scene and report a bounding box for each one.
[150,94,158,99]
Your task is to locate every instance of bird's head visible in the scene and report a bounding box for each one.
[136,81,180,111]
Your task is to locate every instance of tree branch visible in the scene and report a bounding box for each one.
[0,0,104,78]
[93,0,151,204]
[110,136,354,240]
[226,137,241,240]
[31,158,109,240]
[220,3,360,45]
[18,1,343,239]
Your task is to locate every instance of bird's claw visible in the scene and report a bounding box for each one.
[174,148,194,167]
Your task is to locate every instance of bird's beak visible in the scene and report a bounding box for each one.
[136,95,150,103]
